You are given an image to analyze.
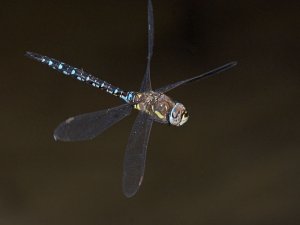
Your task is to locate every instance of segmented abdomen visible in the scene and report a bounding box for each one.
[26,52,135,103]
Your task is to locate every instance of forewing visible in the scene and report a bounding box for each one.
[54,104,132,141]
[156,61,237,93]
[122,112,153,198]
[140,0,154,92]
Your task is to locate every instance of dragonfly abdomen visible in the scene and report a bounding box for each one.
[26,52,132,102]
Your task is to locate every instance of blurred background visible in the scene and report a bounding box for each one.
[0,0,299,224]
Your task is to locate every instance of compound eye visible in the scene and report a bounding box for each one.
[172,110,179,118]
[169,103,187,126]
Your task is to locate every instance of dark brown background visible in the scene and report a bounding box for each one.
[1,0,299,224]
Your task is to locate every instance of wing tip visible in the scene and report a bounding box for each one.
[53,129,71,142]
[229,61,238,67]
[122,174,145,198]
[53,131,74,142]
[53,133,65,142]
[53,134,58,141]
[122,176,140,198]
[123,190,137,198]
[122,181,138,198]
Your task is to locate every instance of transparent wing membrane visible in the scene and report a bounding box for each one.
[156,61,237,93]
[54,104,132,141]
[140,0,154,92]
[122,112,153,198]
[122,0,155,198]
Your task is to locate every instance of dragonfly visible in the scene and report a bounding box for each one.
[26,0,237,197]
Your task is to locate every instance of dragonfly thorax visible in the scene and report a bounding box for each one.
[133,91,188,126]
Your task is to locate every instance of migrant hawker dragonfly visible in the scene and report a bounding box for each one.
[26,0,237,197]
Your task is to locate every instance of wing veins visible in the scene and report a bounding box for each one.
[54,104,132,141]
[122,112,153,198]
[156,61,237,93]
[140,0,154,92]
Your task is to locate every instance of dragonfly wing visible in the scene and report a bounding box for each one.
[54,104,132,141]
[140,0,154,92]
[122,112,153,198]
[156,61,237,93]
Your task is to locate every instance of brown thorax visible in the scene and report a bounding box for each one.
[133,91,176,124]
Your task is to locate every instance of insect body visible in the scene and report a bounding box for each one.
[133,91,188,126]
[26,52,189,126]
[26,0,236,197]
[26,52,130,102]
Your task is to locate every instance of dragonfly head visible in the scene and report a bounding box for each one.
[169,103,189,126]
